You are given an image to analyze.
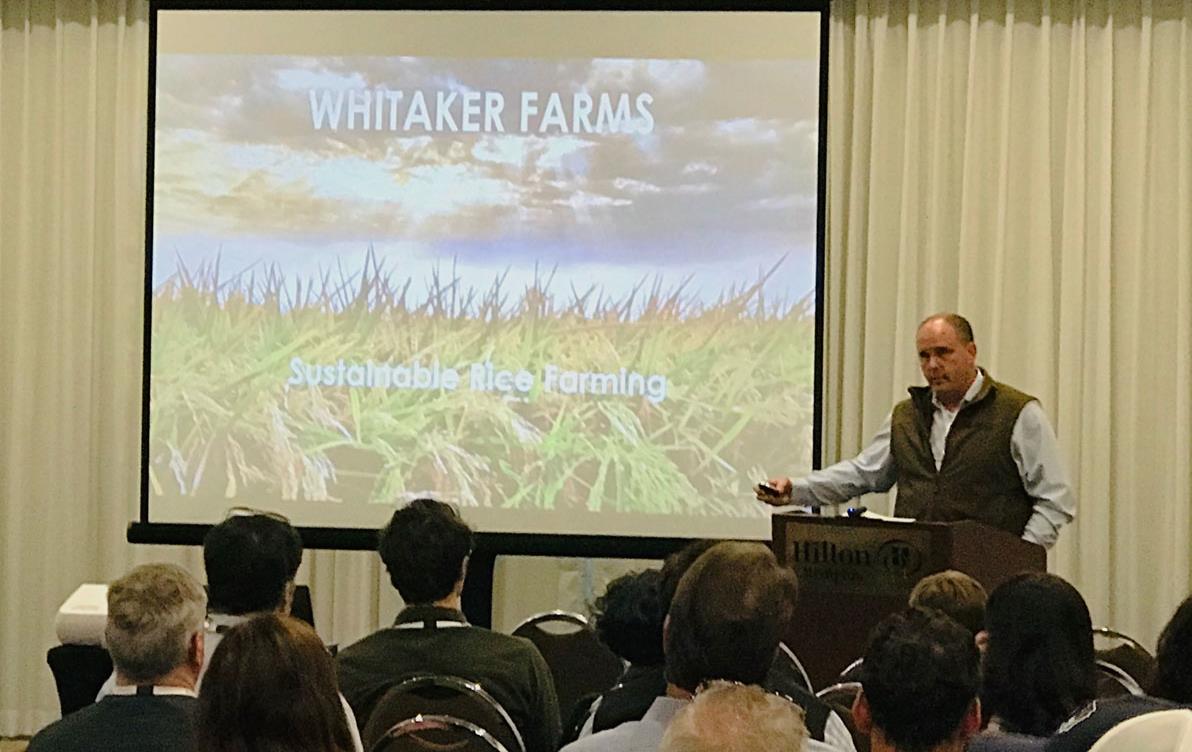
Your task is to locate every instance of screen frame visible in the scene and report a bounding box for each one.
[131,0,829,557]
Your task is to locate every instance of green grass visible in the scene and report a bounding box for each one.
[148,248,815,515]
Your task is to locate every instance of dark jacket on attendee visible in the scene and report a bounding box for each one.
[27,693,196,752]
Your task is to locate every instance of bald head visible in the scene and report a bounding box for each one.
[916,313,979,409]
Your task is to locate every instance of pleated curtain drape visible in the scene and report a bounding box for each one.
[2,0,1191,736]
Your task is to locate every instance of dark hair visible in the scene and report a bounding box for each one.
[664,542,798,692]
[1154,596,1192,702]
[379,498,474,604]
[908,570,988,636]
[921,313,975,344]
[982,573,1096,736]
[197,613,353,752]
[591,569,665,667]
[204,515,303,615]
[860,608,979,752]
[659,539,719,614]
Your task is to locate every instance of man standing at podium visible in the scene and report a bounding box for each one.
[757,313,1075,548]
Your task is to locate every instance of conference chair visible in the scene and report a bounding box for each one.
[1093,626,1156,690]
[814,682,868,752]
[510,610,625,725]
[361,675,525,752]
[45,644,113,716]
[769,641,814,692]
[370,714,511,752]
[1094,658,1146,698]
[837,657,864,683]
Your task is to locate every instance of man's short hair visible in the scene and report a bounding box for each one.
[908,570,988,635]
[379,498,474,604]
[204,513,303,615]
[105,563,207,684]
[591,569,665,666]
[659,539,719,615]
[664,542,798,692]
[860,608,980,752]
[920,313,975,344]
[660,681,808,752]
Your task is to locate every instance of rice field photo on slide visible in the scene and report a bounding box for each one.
[147,248,815,518]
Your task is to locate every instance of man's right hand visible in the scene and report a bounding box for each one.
[754,477,793,506]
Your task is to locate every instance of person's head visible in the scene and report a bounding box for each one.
[105,563,207,687]
[204,512,303,616]
[1154,595,1192,702]
[659,539,719,614]
[660,681,808,752]
[908,570,988,636]
[854,608,981,752]
[379,498,474,605]
[916,313,978,408]
[664,542,798,693]
[981,572,1096,736]
[197,613,353,752]
[591,569,665,667]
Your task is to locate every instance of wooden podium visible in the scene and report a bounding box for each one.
[771,514,1046,689]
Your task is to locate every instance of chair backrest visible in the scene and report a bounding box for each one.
[510,611,625,726]
[362,675,525,752]
[967,732,1049,752]
[815,681,862,709]
[1093,627,1156,690]
[838,657,864,684]
[371,714,511,752]
[769,642,814,693]
[1087,709,1192,752]
[46,644,113,716]
[1095,659,1146,698]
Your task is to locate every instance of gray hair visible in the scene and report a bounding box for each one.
[105,563,206,683]
[660,682,808,752]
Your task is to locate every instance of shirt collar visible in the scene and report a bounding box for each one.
[108,684,197,698]
[394,604,469,628]
[932,368,985,413]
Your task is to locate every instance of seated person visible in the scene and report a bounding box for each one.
[579,539,855,752]
[572,568,666,740]
[198,613,356,752]
[1154,595,1192,703]
[336,498,560,752]
[980,573,1096,737]
[98,511,363,750]
[853,608,982,752]
[908,569,987,637]
[562,541,847,752]
[29,564,206,752]
[660,681,809,752]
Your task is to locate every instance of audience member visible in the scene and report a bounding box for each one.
[980,573,1096,737]
[562,541,841,752]
[197,613,355,752]
[578,539,854,751]
[29,564,206,752]
[853,608,981,752]
[1154,595,1192,703]
[908,570,987,636]
[336,498,561,752]
[659,680,809,752]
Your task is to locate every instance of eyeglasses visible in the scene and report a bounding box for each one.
[224,506,291,524]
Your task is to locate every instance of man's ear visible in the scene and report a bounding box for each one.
[280,579,296,615]
[190,630,205,674]
[958,698,982,739]
[852,690,873,736]
[456,555,470,595]
[662,614,671,654]
[975,629,989,654]
[966,341,978,359]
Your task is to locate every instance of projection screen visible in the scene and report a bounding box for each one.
[139,2,826,548]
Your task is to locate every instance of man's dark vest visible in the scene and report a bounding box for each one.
[890,373,1036,536]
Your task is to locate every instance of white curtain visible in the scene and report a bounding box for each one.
[826,0,1192,649]
[2,0,1192,737]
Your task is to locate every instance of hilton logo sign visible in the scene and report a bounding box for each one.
[785,530,929,595]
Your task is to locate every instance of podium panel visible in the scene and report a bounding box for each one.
[771,514,1045,689]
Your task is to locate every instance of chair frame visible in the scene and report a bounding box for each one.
[371,713,512,752]
[368,674,526,752]
[512,610,589,632]
[777,641,814,692]
[1094,658,1146,697]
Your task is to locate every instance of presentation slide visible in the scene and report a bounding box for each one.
[145,8,822,540]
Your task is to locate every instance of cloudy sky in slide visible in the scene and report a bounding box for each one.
[152,54,820,308]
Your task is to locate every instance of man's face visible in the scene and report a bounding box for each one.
[916,319,978,407]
